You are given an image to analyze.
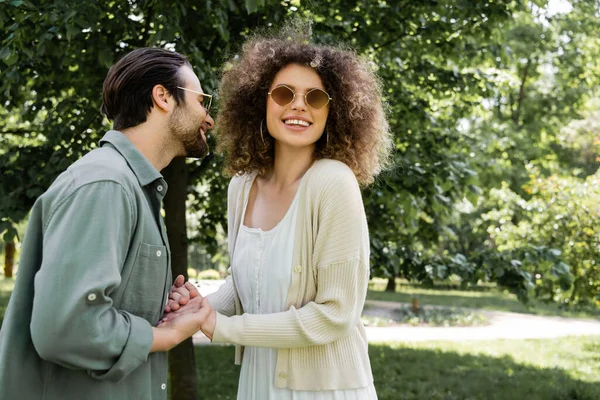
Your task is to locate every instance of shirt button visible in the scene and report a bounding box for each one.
[156,250,162,257]
[87,293,97,301]
[157,185,164,192]
[161,383,167,390]
[294,265,302,273]
[278,371,287,380]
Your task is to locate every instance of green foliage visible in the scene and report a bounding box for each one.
[484,172,600,307]
[439,0,600,306]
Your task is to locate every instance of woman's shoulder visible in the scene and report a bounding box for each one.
[308,158,358,187]
[304,159,361,205]
[228,172,256,192]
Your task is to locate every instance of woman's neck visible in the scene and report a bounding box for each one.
[266,143,315,189]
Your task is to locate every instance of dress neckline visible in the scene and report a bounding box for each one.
[240,176,303,235]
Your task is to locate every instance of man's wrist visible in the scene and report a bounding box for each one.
[150,327,179,353]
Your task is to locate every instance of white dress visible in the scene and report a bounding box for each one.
[231,183,378,400]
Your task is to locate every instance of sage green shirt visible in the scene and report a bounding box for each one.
[0,130,172,400]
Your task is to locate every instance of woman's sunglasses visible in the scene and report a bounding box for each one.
[268,85,332,110]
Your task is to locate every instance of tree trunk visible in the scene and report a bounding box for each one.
[163,157,198,400]
[4,241,15,278]
[512,58,531,125]
[385,275,396,292]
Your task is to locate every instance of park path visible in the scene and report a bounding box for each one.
[191,280,600,345]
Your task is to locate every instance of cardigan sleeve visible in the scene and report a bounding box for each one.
[206,268,237,317]
[212,166,369,348]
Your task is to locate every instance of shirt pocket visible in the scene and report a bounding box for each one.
[119,242,168,324]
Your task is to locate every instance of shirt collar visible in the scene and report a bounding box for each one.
[98,130,164,187]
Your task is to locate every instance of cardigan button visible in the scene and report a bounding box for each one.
[294,265,302,273]
[278,371,287,380]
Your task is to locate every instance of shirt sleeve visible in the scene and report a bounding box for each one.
[30,180,153,382]
[212,170,370,348]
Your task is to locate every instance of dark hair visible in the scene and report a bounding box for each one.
[101,47,191,130]
[216,25,392,185]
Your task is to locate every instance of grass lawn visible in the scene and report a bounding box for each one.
[367,279,600,319]
[193,336,600,400]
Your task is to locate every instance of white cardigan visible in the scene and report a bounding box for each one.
[207,158,374,390]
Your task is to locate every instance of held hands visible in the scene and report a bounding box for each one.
[157,275,216,341]
[159,296,216,340]
[164,274,200,313]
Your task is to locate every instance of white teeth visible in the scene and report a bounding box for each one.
[284,119,310,127]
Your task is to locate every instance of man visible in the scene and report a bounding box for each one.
[0,47,213,400]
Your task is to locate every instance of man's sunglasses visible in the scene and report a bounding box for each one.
[177,86,213,112]
[268,85,332,110]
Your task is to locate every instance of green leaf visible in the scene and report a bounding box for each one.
[549,248,562,257]
[551,262,570,277]
[11,0,24,6]
[245,0,265,14]
[66,24,79,41]
[97,47,113,69]
[216,23,230,42]
[3,51,18,66]
[0,46,11,60]
[468,184,482,195]
[510,259,522,268]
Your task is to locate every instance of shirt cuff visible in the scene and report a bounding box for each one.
[88,312,153,382]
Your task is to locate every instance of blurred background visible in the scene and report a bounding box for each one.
[0,0,599,399]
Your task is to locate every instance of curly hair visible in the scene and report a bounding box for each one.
[216,25,392,186]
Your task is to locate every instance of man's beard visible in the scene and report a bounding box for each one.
[169,105,209,158]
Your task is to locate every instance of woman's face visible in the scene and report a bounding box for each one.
[266,63,330,151]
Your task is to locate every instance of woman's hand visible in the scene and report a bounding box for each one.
[164,275,200,313]
[198,297,216,340]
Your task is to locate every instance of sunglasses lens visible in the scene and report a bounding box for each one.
[306,89,330,109]
[271,86,295,106]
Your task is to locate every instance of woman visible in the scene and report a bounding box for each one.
[163,26,392,399]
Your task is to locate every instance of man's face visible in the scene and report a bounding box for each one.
[169,66,214,158]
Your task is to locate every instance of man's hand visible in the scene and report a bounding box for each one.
[151,302,212,352]
[159,297,216,341]
[164,275,200,313]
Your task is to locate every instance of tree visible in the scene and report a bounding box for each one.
[446,0,600,304]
